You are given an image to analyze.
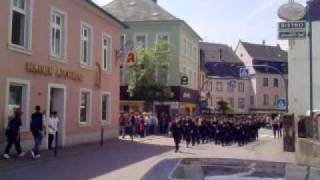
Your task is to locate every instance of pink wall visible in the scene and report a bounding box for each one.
[0,0,122,144]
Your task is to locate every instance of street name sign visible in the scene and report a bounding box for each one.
[277,99,287,109]
[278,21,306,40]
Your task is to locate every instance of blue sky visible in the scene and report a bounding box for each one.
[93,0,307,49]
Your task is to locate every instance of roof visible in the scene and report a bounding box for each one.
[240,41,288,62]
[253,60,288,74]
[85,0,128,28]
[103,0,178,22]
[205,62,243,78]
[104,0,202,40]
[200,42,242,64]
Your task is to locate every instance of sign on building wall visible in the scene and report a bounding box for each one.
[126,51,136,66]
[278,21,306,40]
[181,75,189,85]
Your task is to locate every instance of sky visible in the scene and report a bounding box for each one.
[93,0,307,50]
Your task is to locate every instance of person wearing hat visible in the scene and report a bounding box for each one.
[3,108,25,159]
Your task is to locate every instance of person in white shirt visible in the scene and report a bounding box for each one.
[48,112,59,150]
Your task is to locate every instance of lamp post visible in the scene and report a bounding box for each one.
[307,1,314,124]
[240,65,288,112]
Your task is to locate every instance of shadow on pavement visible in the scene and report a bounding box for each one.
[0,139,174,180]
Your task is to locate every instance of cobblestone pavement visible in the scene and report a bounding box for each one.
[0,129,309,180]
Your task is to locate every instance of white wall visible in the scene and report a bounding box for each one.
[288,21,320,116]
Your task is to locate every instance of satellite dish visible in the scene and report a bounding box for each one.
[278,2,306,21]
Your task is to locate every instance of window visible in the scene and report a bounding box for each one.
[79,89,91,124]
[80,23,93,66]
[238,98,245,109]
[263,94,269,106]
[135,34,147,49]
[50,8,66,59]
[263,77,268,87]
[156,33,170,51]
[101,93,111,123]
[228,98,234,108]
[274,78,279,87]
[274,95,279,106]
[250,96,254,106]
[102,33,112,72]
[6,79,30,130]
[216,82,223,92]
[238,82,245,92]
[10,0,32,49]
[120,34,126,51]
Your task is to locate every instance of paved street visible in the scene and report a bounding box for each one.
[0,129,314,180]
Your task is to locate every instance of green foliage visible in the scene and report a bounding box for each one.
[127,41,172,102]
[216,100,232,114]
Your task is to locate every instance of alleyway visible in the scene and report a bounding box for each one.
[0,129,297,180]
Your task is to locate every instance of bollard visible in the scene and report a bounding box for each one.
[100,128,104,147]
[54,131,58,157]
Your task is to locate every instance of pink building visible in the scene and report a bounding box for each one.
[0,0,126,150]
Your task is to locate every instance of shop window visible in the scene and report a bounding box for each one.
[7,79,30,130]
[79,89,91,124]
[102,33,112,72]
[101,93,111,123]
[10,0,32,49]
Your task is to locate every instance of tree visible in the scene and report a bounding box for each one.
[216,100,233,114]
[127,41,172,111]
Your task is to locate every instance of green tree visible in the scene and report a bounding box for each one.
[127,41,172,111]
[216,100,232,114]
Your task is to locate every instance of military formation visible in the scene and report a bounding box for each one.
[170,115,267,152]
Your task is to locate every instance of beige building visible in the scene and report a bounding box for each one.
[200,42,252,113]
[235,41,288,113]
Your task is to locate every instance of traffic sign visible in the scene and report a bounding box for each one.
[277,99,287,109]
[239,68,249,78]
[228,80,237,89]
[278,21,306,40]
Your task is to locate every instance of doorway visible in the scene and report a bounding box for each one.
[47,83,66,148]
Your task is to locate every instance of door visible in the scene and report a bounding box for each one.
[48,84,66,147]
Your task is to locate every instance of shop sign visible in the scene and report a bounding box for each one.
[278,21,306,40]
[25,62,84,81]
[181,75,188,85]
[182,92,191,99]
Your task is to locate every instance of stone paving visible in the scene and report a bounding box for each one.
[0,129,316,180]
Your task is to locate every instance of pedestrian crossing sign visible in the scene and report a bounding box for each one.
[277,99,287,109]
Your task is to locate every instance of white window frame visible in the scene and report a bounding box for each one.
[101,92,112,124]
[134,33,148,49]
[49,6,68,61]
[79,88,92,125]
[120,34,126,51]
[80,22,93,67]
[8,0,34,54]
[5,78,30,132]
[102,33,112,73]
[156,32,170,51]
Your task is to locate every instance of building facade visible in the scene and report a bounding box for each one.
[0,0,125,150]
[235,41,288,113]
[287,0,320,167]
[200,42,252,113]
[104,0,201,116]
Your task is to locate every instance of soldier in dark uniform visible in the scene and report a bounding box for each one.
[170,119,182,153]
[184,119,192,148]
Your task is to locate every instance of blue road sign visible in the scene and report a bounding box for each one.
[228,80,237,89]
[239,68,249,78]
[277,99,287,109]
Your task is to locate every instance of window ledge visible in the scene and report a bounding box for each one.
[102,70,112,75]
[8,44,32,55]
[49,55,68,64]
[79,122,91,127]
[101,121,112,126]
[80,64,94,71]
